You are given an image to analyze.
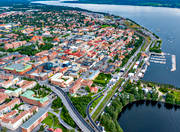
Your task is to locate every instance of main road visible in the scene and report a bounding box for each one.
[85,32,153,126]
[86,94,103,132]
[41,28,154,132]
[46,84,95,132]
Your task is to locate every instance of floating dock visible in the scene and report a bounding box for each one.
[150,52,171,56]
[150,60,166,64]
[151,57,166,61]
[149,53,166,64]
[151,55,165,58]
[149,52,175,72]
[171,55,176,72]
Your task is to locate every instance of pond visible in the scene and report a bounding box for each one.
[118,101,180,132]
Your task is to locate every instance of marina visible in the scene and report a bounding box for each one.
[149,52,167,64]
[149,52,176,72]
[171,55,176,72]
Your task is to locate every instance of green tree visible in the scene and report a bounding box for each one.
[51,97,62,109]
[146,92,151,100]
[85,86,90,92]
[61,106,76,127]
[1,127,7,132]
[107,120,116,132]
[39,125,44,131]
[129,94,135,103]
[71,95,92,118]
[152,92,159,101]
[166,93,175,104]
[115,120,123,132]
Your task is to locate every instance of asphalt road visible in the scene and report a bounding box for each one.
[86,94,103,132]
[85,32,153,128]
[46,84,95,132]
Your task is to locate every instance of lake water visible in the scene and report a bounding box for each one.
[33,1,180,87]
[118,101,180,132]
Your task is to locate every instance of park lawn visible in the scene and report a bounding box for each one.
[91,95,104,108]
[54,109,60,114]
[93,73,112,86]
[101,25,110,28]
[71,96,92,118]
[42,114,53,127]
[159,87,180,101]
[141,36,151,51]
[92,78,123,120]
[124,20,140,29]
[171,90,180,101]
[62,33,70,38]
[13,27,24,32]
[42,112,66,131]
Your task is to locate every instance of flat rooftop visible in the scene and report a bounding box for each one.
[21,90,49,104]
[21,108,47,129]
[5,88,22,94]
[4,63,31,72]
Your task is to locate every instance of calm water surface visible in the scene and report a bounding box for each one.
[118,101,180,132]
[34,1,180,87]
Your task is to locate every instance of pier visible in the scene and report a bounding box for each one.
[150,52,171,56]
[171,55,176,72]
[150,60,166,64]
[149,52,176,72]
[149,52,167,64]
[151,57,166,61]
[151,55,165,58]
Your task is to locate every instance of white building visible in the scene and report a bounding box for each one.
[50,73,74,88]
[0,106,38,130]
[0,98,20,116]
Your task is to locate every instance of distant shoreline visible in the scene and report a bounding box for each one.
[32,0,180,13]
[32,0,180,10]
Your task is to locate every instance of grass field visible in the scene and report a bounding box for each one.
[159,87,180,101]
[89,95,104,113]
[171,90,180,101]
[91,78,123,120]
[42,112,66,131]
[93,73,112,86]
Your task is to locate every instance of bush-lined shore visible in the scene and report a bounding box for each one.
[99,80,180,132]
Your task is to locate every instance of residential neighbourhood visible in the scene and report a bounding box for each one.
[0,3,161,132]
